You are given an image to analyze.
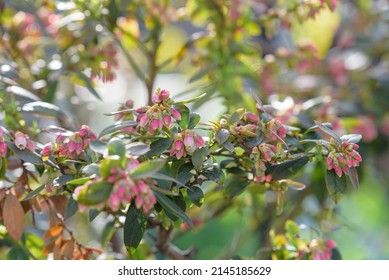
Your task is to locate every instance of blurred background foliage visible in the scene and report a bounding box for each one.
[1,0,389,259]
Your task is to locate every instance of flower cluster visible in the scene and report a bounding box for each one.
[250,143,278,183]
[41,125,96,160]
[326,140,362,177]
[0,128,7,157]
[309,239,336,260]
[263,119,287,141]
[74,157,156,213]
[170,129,205,159]
[136,89,181,134]
[88,41,119,83]
[13,131,35,151]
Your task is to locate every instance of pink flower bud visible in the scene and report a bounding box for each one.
[56,134,64,143]
[327,157,333,169]
[0,141,7,157]
[184,134,194,147]
[15,135,27,150]
[135,196,143,209]
[158,119,164,130]
[139,114,148,127]
[164,115,172,127]
[152,94,161,103]
[138,181,148,193]
[174,140,183,150]
[176,149,184,159]
[160,89,170,99]
[195,136,205,147]
[247,113,260,122]
[334,164,342,177]
[171,109,181,120]
[68,140,76,152]
[76,143,83,154]
[79,126,88,137]
[150,119,159,130]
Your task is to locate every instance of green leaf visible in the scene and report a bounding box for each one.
[146,137,174,158]
[192,146,208,170]
[89,209,100,222]
[0,156,7,180]
[76,181,113,206]
[154,191,193,227]
[6,141,43,165]
[202,165,224,183]
[187,186,204,207]
[107,138,126,158]
[82,164,100,176]
[76,72,102,101]
[227,108,246,126]
[175,104,190,129]
[22,184,45,201]
[21,101,65,119]
[98,121,138,138]
[64,196,79,219]
[331,248,342,260]
[223,141,235,152]
[150,173,187,188]
[6,86,41,101]
[99,157,121,179]
[126,142,150,156]
[101,219,116,247]
[215,129,230,144]
[314,121,341,143]
[53,174,74,187]
[226,179,250,198]
[325,169,347,204]
[89,140,107,154]
[130,159,166,179]
[188,112,201,129]
[266,157,309,180]
[66,177,94,185]
[285,220,300,237]
[348,167,359,190]
[177,163,194,185]
[175,93,207,104]
[123,203,147,255]
[340,134,362,144]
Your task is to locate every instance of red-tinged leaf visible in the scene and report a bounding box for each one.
[42,241,55,256]
[0,189,6,201]
[60,240,75,260]
[43,224,63,240]
[348,167,359,190]
[3,194,25,241]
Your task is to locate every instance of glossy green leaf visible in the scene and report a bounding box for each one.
[6,86,41,101]
[325,169,347,204]
[101,219,116,247]
[215,129,230,144]
[175,92,207,104]
[314,121,341,143]
[123,203,147,255]
[66,177,94,185]
[22,101,65,119]
[98,121,138,138]
[340,134,362,144]
[146,137,173,158]
[150,173,187,188]
[89,209,100,222]
[154,191,193,227]
[348,167,359,190]
[187,186,204,207]
[188,112,201,129]
[6,141,43,165]
[192,146,208,170]
[126,142,150,156]
[82,164,100,176]
[89,140,108,154]
[175,104,190,129]
[202,165,224,183]
[130,159,166,179]
[266,156,309,180]
[64,196,79,219]
[76,181,113,206]
[22,184,45,201]
[53,174,74,187]
[227,108,246,126]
